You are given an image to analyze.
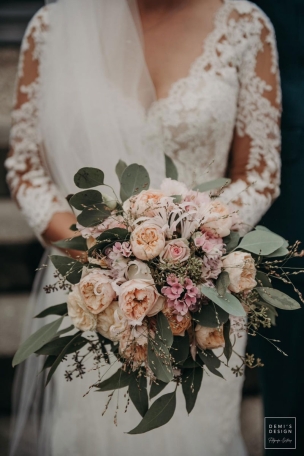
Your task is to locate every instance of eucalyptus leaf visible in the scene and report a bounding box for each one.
[148,337,174,383]
[170,332,190,365]
[157,313,173,347]
[165,154,178,180]
[74,167,104,189]
[35,303,68,319]
[256,271,273,288]
[182,356,203,368]
[201,286,246,317]
[69,224,78,231]
[128,391,176,434]
[223,231,240,253]
[193,178,231,193]
[193,302,229,328]
[77,203,112,228]
[96,228,130,242]
[223,319,232,362]
[46,332,83,385]
[237,230,284,256]
[129,375,148,417]
[198,350,224,379]
[182,368,203,414]
[150,380,168,399]
[36,335,87,356]
[12,317,64,367]
[256,287,301,310]
[96,368,132,391]
[53,236,87,251]
[265,246,289,258]
[69,190,102,210]
[171,195,182,204]
[115,160,127,182]
[216,271,230,297]
[50,255,83,285]
[41,355,57,372]
[120,164,150,202]
[54,325,75,338]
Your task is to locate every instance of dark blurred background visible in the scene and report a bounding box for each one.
[0,2,263,455]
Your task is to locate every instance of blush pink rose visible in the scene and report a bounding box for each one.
[222,251,257,293]
[79,269,116,315]
[119,279,163,325]
[67,286,97,331]
[160,238,190,264]
[130,223,165,260]
[195,325,225,350]
[201,200,233,238]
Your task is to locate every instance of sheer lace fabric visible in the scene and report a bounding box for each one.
[5,0,281,238]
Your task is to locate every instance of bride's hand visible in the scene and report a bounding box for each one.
[43,212,87,261]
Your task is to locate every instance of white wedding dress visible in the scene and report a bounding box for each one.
[6,1,281,455]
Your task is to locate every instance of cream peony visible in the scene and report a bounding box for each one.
[222,251,257,293]
[67,286,97,331]
[160,178,188,199]
[195,325,225,350]
[96,301,119,340]
[201,200,233,238]
[109,307,128,341]
[123,189,170,218]
[79,269,116,315]
[130,223,165,260]
[159,238,190,264]
[119,279,163,325]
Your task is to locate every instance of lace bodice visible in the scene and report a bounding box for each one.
[5,0,281,239]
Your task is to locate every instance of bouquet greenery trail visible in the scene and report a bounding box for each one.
[13,157,303,434]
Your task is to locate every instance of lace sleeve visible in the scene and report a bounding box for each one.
[221,4,281,232]
[4,7,71,240]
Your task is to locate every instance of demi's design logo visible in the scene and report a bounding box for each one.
[264,417,296,450]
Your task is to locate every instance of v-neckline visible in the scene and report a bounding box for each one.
[147,0,230,111]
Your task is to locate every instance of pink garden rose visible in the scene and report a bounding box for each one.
[130,223,165,260]
[200,200,233,238]
[194,232,225,258]
[119,279,164,325]
[222,251,257,293]
[79,269,116,315]
[67,286,97,331]
[195,325,225,350]
[160,238,190,264]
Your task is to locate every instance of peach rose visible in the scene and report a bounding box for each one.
[109,307,128,341]
[96,301,119,340]
[119,279,163,325]
[162,306,191,336]
[79,269,116,315]
[130,223,165,260]
[201,200,233,238]
[123,190,169,218]
[119,324,148,368]
[159,238,190,264]
[195,325,225,350]
[222,251,257,293]
[67,286,97,331]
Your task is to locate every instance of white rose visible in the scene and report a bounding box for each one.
[79,269,116,314]
[222,251,257,293]
[67,286,97,331]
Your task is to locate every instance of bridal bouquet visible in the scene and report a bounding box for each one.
[13,158,302,433]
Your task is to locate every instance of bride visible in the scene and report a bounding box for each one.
[6,0,281,455]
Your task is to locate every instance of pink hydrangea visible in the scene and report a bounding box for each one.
[112,242,132,258]
[194,232,225,258]
[161,275,200,317]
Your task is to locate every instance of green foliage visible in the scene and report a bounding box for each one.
[128,391,176,434]
[193,178,231,193]
[157,312,173,348]
[50,255,83,284]
[223,319,232,362]
[12,317,64,367]
[165,155,178,180]
[193,302,229,328]
[77,203,112,227]
[201,285,246,317]
[147,335,174,383]
[36,335,87,356]
[53,236,87,251]
[35,303,68,319]
[256,271,273,288]
[256,287,301,310]
[198,349,224,379]
[223,231,240,253]
[150,380,168,399]
[69,189,103,210]
[216,271,231,297]
[129,374,149,417]
[170,332,190,365]
[115,160,127,182]
[182,368,203,414]
[120,164,150,202]
[74,167,104,189]
[96,368,132,391]
[237,230,285,256]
